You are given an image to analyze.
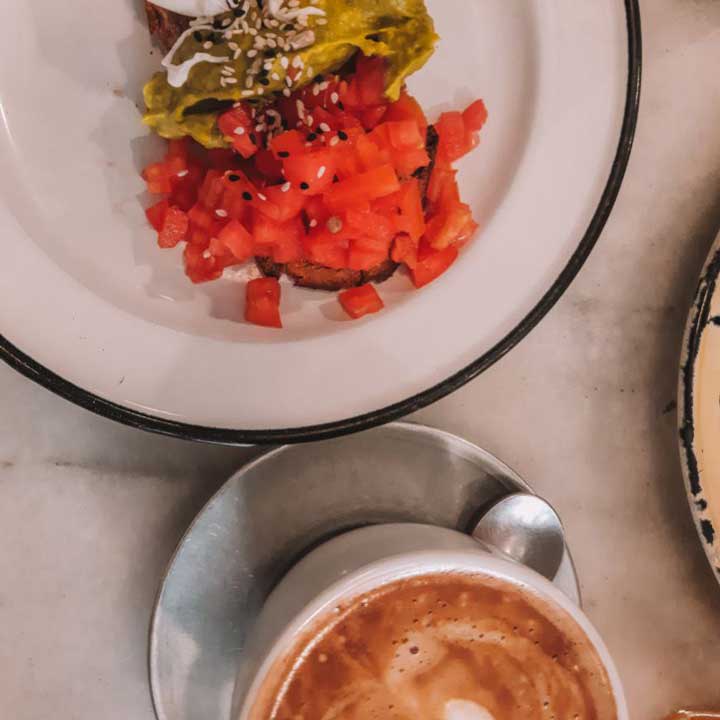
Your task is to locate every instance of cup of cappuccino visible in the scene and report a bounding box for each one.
[231,524,627,720]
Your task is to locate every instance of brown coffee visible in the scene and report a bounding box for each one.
[248,573,617,720]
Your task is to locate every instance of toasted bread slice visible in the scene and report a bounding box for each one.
[145,1,190,53]
[257,125,439,291]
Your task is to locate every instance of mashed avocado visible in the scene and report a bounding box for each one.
[143,0,437,148]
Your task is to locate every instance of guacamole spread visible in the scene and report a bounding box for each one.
[143,0,437,148]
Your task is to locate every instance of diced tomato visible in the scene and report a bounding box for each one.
[198,169,225,209]
[354,133,391,171]
[146,200,169,232]
[462,99,489,132]
[411,245,459,288]
[436,111,479,163]
[339,284,385,319]
[344,208,395,245]
[354,55,387,107]
[142,162,173,194]
[183,243,224,283]
[254,184,307,223]
[425,201,475,250]
[245,277,282,328]
[303,195,331,228]
[347,236,390,271]
[188,203,215,231]
[158,206,189,248]
[393,179,425,242]
[252,213,305,263]
[254,149,284,183]
[303,228,348,269]
[167,137,190,163]
[272,217,305,263]
[269,130,307,160]
[386,121,424,150]
[384,90,428,136]
[426,162,458,207]
[324,164,400,212]
[217,219,254,262]
[218,106,258,159]
[360,105,387,130]
[391,233,418,269]
[204,148,235,171]
[282,149,337,195]
[169,170,200,212]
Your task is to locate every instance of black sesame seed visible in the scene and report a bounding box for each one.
[337,101,345,111]
[242,191,253,201]
[257,0,263,8]
[228,174,241,182]
[338,131,349,141]
[283,23,294,31]
[307,132,318,141]
[278,151,290,158]
[333,174,340,183]
[258,77,270,86]
[249,133,257,144]
[193,31,204,42]
[264,49,277,58]
[300,182,310,190]
[314,74,324,83]
[233,6,246,16]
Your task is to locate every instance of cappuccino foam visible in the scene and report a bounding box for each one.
[248,573,617,720]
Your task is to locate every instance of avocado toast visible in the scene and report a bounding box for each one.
[139,1,486,326]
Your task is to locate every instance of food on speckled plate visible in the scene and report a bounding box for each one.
[140,0,488,327]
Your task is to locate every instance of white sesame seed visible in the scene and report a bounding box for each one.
[216,209,228,218]
[203,250,212,259]
[247,49,258,58]
[319,123,331,133]
[224,77,238,84]
[272,72,280,81]
[255,124,265,132]
[228,41,239,50]
[309,219,318,228]
[280,56,290,69]
[203,41,213,50]
[234,49,242,59]
[242,89,254,96]
[177,170,189,177]
[281,182,291,192]
[329,136,340,147]
[234,126,245,135]
[316,18,328,25]
[283,88,291,97]
[306,115,314,126]
[317,166,326,179]
[330,92,339,104]
[312,85,320,96]
[258,193,267,201]
[327,216,343,234]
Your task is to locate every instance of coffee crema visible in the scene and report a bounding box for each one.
[247,573,617,720]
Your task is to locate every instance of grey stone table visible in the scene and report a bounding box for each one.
[2,1,720,718]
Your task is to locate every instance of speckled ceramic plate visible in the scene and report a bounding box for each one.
[0,1,641,444]
[679,229,720,584]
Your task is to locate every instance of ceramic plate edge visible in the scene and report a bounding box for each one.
[0,1,642,445]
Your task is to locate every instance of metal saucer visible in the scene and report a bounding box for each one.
[149,422,580,720]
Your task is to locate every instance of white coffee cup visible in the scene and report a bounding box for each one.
[231,523,628,720]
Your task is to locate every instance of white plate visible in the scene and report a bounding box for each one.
[679,230,720,584]
[0,1,641,443]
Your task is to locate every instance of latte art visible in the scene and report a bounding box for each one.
[248,574,617,720]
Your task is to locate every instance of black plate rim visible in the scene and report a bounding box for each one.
[0,1,642,446]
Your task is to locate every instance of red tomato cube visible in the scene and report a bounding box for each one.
[339,284,385,319]
[245,278,282,328]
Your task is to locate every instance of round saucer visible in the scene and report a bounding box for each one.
[149,422,580,720]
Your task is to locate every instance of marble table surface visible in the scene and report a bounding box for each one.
[2,1,720,718]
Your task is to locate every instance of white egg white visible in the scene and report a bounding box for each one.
[149,0,231,18]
